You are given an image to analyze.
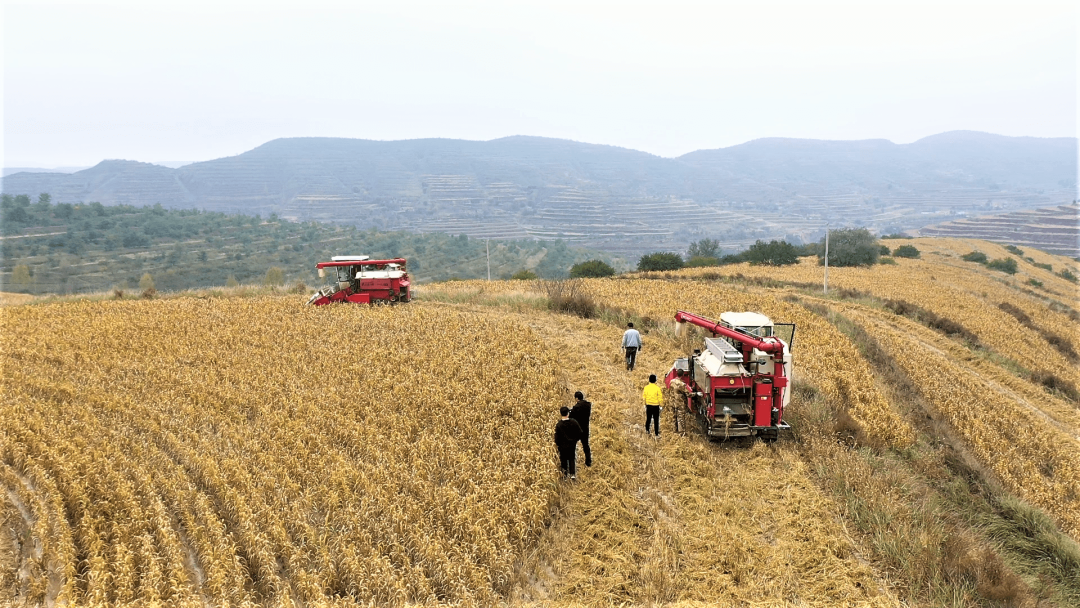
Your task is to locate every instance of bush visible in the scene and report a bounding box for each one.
[962,251,988,264]
[879,257,897,265]
[1005,245,1024,256]
[139,273,155,292]
[881,233,912,239]
[686,256,721,268]
[1058,269,1077,283]
[569,259,616,278]
[538,279,595,318]
[987,258,1018,274]
[1032,261,1052,271]
[744,239,800,266]
[818,228,880,267]
[1026,278,1043,288]
[637,252,684,271]
[892,244,921,259]
[879,245,890,256]
[510,269,537,280]
[264,266,285,287]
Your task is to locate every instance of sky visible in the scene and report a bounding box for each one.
[2,0,1077,167]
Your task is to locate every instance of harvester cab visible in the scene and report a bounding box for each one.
[667,310,794,442]
[307,256,411,305]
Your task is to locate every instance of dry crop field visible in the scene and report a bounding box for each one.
[1,300,563,606]
[3,236,1080,607]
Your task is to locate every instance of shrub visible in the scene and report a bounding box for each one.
[1026,278,1043,288]
[569,259,616,278]
[892,244,920,259]
[1058,269,1077,283]
[686,255,721,268]
[818,228,880,267]
[880,245,891,256]
[962,251,988,264]
[1005,245,1024,256]
[879,257,897,265]
[264,266,285,287]
[538,279,595,318]
[744,240,800,266]
[987,258,1018,274]
[510,269,537,280]
[637,252,684,271]
[139,273,155,292]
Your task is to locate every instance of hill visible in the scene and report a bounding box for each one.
[917,203,1080,258]
[0,198,608,296]
[3,132,1075,258]
[2,238,1079,607]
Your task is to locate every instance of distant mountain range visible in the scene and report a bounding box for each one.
[3,131,1076,256]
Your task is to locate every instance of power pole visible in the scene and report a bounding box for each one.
[823,224,830,295]
[486,239,491,281]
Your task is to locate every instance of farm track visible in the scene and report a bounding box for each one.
[444,304,897,607]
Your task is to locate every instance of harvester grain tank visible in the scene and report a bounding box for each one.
[664,310,795,442]
[307,256,411,305]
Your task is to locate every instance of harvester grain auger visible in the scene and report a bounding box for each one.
[664,310,795,442]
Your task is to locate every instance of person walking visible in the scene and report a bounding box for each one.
[622,322,642,371]
[643,374,663,438]
[554,406,583,479]
[569,391,592,467]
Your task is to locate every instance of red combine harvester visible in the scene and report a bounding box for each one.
[665,310,795,442]
[307,256,411,305]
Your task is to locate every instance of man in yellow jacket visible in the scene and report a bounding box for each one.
[643,374,664,438]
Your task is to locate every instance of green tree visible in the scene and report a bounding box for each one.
[511,269,537,280]
[638,252,684,271]
[11,265,31,290]
[37,193,51,206]
[892,244,920,259]
[570,259,615,278]
[264,266,285,287]
[744,240,800,266]
[686,238,720,260]
[139,273,155,291]
[818,228,880,267]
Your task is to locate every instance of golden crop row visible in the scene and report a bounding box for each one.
[0,298,565,606]
[840,306,1080,538]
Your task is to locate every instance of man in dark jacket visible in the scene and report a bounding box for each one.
[569,391,592,467]
[554,406,583,479]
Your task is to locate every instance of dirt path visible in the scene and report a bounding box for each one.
[434,303,897,607]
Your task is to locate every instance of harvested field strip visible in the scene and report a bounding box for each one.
[833,306,1080,538]
[435,302,897,607]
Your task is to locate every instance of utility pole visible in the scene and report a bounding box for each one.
[823,224,830,295]
[486,239,491,281]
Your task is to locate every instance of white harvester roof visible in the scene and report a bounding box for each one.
[720,312,773,327]
[332,255,370,262]
[356,270,405,279]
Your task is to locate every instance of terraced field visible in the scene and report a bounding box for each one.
[3,237,1079,606]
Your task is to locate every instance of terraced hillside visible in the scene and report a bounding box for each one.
[2,237,1079,607]
[918,204,1080,258]
[4,131,1075,258]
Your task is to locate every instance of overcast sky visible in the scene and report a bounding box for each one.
[2,0,1077,167]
